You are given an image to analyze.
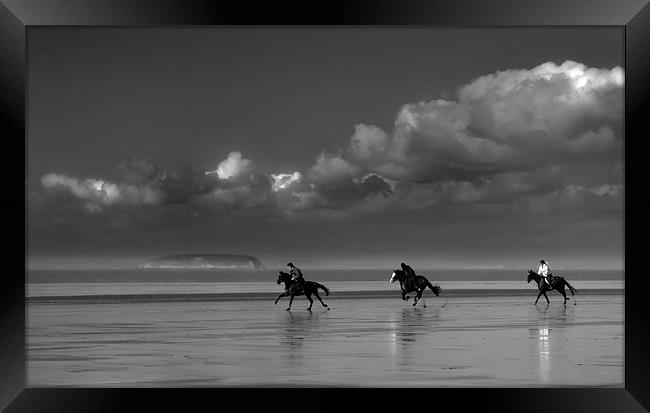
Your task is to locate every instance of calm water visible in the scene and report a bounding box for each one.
[27,268,623,298]
[28,268,624,283]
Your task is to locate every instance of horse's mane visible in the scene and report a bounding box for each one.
[395,268,423,277]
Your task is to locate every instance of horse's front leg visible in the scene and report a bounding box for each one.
[535,289,544,304]
[275,291,288,304]
[286,294,295,311]
[542,291,550,304]
[412,289,421,306]
[402,289,410,301]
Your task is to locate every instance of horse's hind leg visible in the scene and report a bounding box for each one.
[413,290,423,307]
[559,288,568,305]
[561,285,570,300]
[313,291,329,309]
[305,293,314,311]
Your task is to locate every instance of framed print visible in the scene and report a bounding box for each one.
[2,0,650,411]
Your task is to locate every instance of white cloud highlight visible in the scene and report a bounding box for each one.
[206,152,253,180]
[271,172,302,192]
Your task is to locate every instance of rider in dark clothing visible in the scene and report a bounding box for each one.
[401,262,416,289]
[287,262,305,293]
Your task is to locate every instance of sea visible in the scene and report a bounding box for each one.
[27,268,623,298]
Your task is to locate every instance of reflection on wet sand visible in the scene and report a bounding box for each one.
[536,326,550,383]
[278,309,329,367]
[28,294,623,387]
[279,311,307,365]
[389,308,441,366]
[531,304,573,384]
[395,308,423,342]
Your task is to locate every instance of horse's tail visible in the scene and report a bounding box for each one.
[314,282,330,296]
[564,280,577,296]
[427,280,441,296]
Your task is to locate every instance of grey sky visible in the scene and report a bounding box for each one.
[27,27,624,269]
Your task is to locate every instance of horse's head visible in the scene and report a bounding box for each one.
[526,270,536,283]
[389,269,402,283]
[277,271,291,285]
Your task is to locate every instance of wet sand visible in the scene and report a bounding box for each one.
[27,293,623,387]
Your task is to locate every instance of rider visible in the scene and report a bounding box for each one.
[287,262,305,293]
[538,259,551,287]
[401,262,417,289]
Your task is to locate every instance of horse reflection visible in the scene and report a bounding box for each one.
[389,308,439,364]
[278,309,324,365]
[394,308,424,343]
[535,301,573,325]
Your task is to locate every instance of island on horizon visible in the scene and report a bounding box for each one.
[137,254,264,270]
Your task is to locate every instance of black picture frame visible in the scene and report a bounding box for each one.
[3,0,649,411]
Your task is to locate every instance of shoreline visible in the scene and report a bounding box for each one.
[27,288,623,304]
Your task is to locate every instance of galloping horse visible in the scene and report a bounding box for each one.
[390,269,441,307]
[527,270,577,305]
[275,271,330,311]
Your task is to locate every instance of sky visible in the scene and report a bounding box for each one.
[27,27,624,270]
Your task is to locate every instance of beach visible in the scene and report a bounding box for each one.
[27,286,623,387]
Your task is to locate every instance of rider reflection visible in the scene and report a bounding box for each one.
[531,303,572,383]
[396,307,423,344]
[388,306,442,370]
[279,311,315,365]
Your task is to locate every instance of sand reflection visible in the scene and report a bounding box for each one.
[27,295,623,387]
[536,326,550,383]
[389,307,439,366]
[532,304,571,383]
[278,311,315,366]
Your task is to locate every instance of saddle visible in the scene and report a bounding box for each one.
[405,276,417,290]
[290,278,305,293]
[545,273,554,288]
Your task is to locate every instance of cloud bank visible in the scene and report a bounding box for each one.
[30,61,623,234]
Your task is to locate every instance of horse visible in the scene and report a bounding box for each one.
[527,270,577,305]
[275,271,330,311]
[389,269,441,307]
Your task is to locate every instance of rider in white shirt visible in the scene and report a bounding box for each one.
[538,259,551,287]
